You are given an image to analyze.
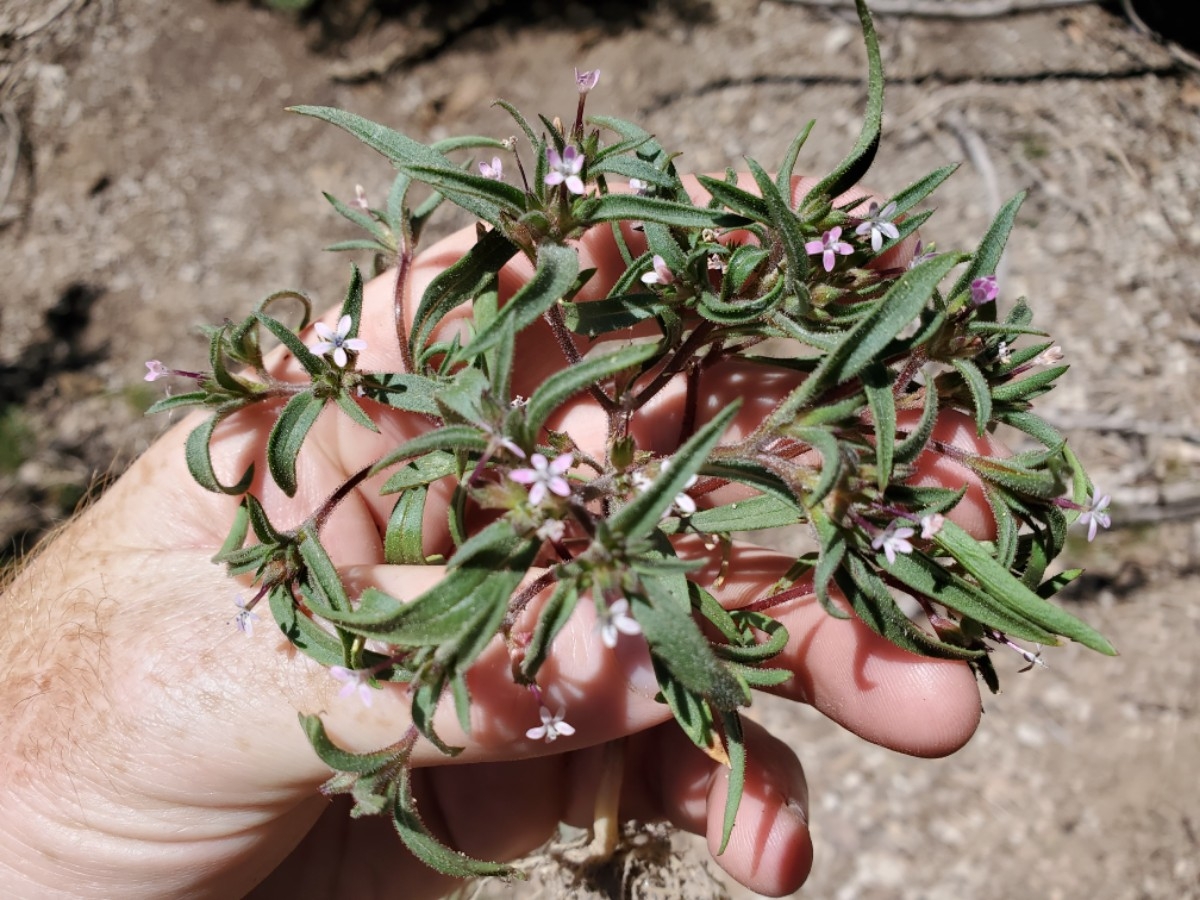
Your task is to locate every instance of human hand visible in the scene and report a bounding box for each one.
[0,176,989,899]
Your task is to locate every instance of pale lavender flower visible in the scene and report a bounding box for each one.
[997,341,1012,364]
[970,275,999,306]
[871,520,916,564]
[908,239,939,269]
[545,146,586,195]
[311,314,368,368]
[1078,493,1111,542]
[574,67,600,94]
[920,513,946,540]
[708,254,727,272]
[330,666,377,707]
[478,157,503,180]
[144,360,169,382]
[232,594,260,637]
[526,705,575,743]
[352,184,369,210]
[640,254,675,286]
[598,598,641,649]
[804,226,854,273]
[510,452,573,505]
[628,177,649,195]
[854,200,900,252]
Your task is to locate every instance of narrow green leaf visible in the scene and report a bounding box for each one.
[520,579,578,682]
[186,411,254,495]
[411,229,518,353]
[672,494,805,535]
[894,382,939,465]
[401,163,527,215]
[146,391,213,415]
[610,403,740,542]
[384,487,428,565]
[950,357,992,436]
[718,710,746,855]
[458,244,579,361]
[562,293,670,337]
[695,175,770,222]
[297,527,352,613]
[323,191,393,246]
[362,373,441,416]
[948,192,1025,302]
[393,769,516,878]
[334,391,380,432]
[863,362,896,490]
[748,158,810,289]
[806,0,883,201]
[300,713,403,774]
[934,519,1117,654]
[255,311,326,376]
[776,120,816,197]
[588,154,675,189]
[267,391,327,497]
[580,194,734,230]
[888,164,958,216]
[380,451,458,495]
[268,583,346,665]
[373,426,488,475]
[991,365,1068,404]
[523,342,658,440]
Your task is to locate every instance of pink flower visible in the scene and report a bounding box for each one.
[144,360,169,382]
[330,666,377,707]
[310,314,368,368]
[970,275,999,306]
[804,227,854,273]
[545,146,586,196]
[478,157,503,180]
[574,68,600,94]
[526,705,575,743]
[854,200,900,252]
[598,598,641,649]
[510,452,573,505]
[639,254,675,287]
[871,520,915,564]
[1078,493,1111,542]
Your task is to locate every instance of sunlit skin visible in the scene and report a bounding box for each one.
[0,175,997,899]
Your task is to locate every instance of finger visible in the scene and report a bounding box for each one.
[619,719,813,897]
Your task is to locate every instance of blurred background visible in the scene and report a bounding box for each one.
[1,0,1197,896]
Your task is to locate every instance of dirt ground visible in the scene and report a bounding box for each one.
[2,0,1198,897]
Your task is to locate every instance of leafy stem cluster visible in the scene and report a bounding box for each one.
[147,0,1113,880]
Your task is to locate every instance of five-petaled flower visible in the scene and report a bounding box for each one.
[144,360,169,382]
[510,452,573,505]
[920,513,946,540]
[574,67,600,94]
[526,705,575,743]
[330,666,377,707]
[545,146,586,195]
[640,254,675,287]
[1078,493,1111,542]
[232,594,260,637]
[478,157,503,180]
[804,227,854,273]
[854,200,900,252]
[970,275,999,306]
[872,520,916,564]
[310,314,368,368]
[598,598,642,649]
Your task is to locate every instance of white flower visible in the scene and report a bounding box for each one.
[598,598,642,649]
[574,67,600,94]
[536,518,566,543]
[871,520,916,564]
[920,513,945,540]
[628,177,649,195]
[526,705,575,743]
[352,184,369,210]
[632,459,698,516]
[1034,346,1064,366]
[310,315,368,368]
[330,666,377,707]
[854,200,900,252]
[1078,493,1111,542]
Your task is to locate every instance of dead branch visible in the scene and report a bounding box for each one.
[771,0,1096,19]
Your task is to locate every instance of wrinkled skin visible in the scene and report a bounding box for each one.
[0,176,995,898]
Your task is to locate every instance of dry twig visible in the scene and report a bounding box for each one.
[772,0,1096,19]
